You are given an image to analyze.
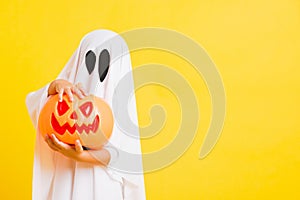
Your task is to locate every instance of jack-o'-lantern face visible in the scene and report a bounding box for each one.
[38,94,114,149]
[51,97,99,135]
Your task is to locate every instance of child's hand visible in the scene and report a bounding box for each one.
[45,134,84,160]
[44,134,111,165]
[48,79,87,102]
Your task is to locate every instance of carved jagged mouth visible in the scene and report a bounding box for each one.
[51,113,99,135]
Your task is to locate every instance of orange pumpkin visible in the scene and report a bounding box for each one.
[38,94,114,149]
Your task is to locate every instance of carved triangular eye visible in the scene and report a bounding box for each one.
[57,100,69,116]
[98,49,110,82]
[79,102,93,117]
[85,50,96,74]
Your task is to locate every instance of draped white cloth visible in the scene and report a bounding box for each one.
[26,30,146,200]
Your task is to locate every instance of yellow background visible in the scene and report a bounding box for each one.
[0,0,299,199]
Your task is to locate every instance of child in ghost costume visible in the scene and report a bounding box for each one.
[25,30,146,200]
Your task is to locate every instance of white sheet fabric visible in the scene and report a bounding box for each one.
[26,30,146,200]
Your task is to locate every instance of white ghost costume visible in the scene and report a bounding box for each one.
[25,30,146,200]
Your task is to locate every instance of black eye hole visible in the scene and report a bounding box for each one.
[85,50,96,75]
[98,49,110,82]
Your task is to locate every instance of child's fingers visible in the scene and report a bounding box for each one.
[75,140,83,153]
[58,88,64,102]
[51,134,68,150]
[76,83,87,96]
[45,135,60,151]
[65,87,73,101]
[72,86,84,99]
